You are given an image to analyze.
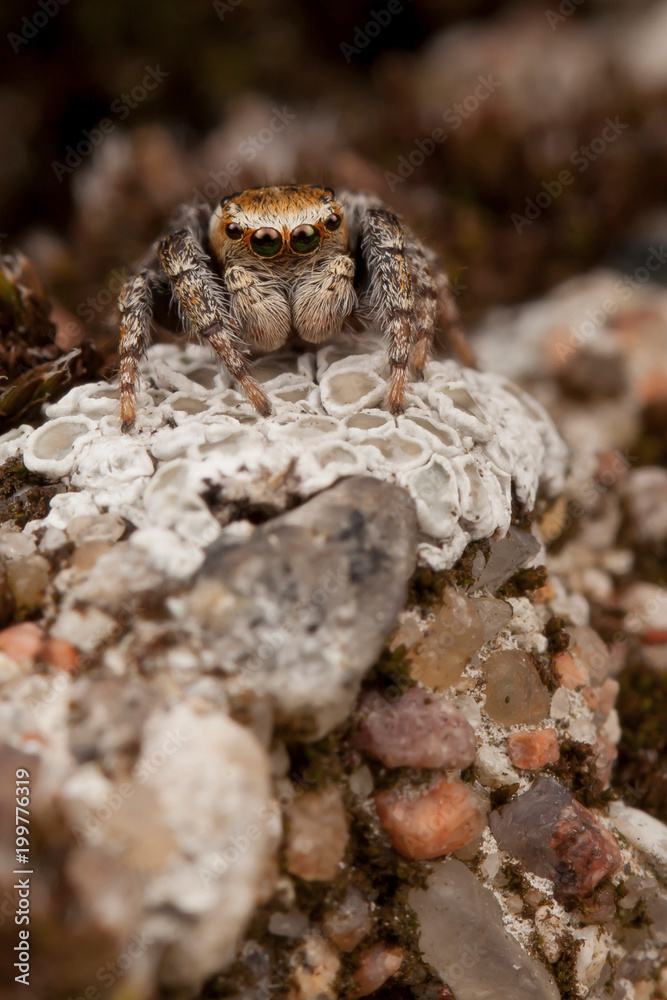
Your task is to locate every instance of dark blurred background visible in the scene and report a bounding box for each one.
[2,0,667,355]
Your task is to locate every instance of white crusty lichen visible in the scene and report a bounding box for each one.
[10,339,567,573]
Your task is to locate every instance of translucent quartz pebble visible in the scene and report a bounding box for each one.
[408,589,485,689]
[568,625,611,683]
[472,526,541,593]
[323,887,371,952]
[490,776,622,899]
[350,944,403,998]
[354,688,476,769]
[474,596,513,641]
[483,650,550,725]
[409,859,560,1000]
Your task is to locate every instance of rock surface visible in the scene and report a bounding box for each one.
[184,476,417,739]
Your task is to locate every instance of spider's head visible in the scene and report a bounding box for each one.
[209,185,347,265]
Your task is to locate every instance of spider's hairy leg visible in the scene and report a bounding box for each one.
[157,229,271,416]
[291,255,356,343]
[118,269,155,432]
[403,234,439,380]
[361,209,415,413]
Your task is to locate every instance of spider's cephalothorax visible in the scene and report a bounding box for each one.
[118,184,471,430]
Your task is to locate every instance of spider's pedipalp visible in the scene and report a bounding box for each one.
[290,254,356,343]
[157,228,270,416]
[118,269,155,432]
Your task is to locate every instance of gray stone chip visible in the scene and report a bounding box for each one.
[189,476,418,738]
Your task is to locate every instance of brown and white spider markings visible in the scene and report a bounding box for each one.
[117,184,472,431]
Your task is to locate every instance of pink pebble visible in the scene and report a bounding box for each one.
[0,622,44,665]
[375,776,487,860]
[354,687,476,769]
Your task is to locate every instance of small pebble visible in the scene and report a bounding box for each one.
[598,678,620,715]
[288,934,339,1000]
[568,626,611,682]
[375,776,487,859]
[323,887,371,952]
[0,621,44,665]
[268,910,309,938]
[285,787,348,882]
[7,554,51,609]
[349,943,403,998]
[408,589,484,689]
[553,651,589,690]
[66,513,126,543]
[507,728,560,770]
[483,650,550,725]
[354,688,476,770]
[491,776,622,899]
[40,638,80,673]
[0,531,36,560]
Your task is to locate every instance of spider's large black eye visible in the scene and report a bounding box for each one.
[225,222,243,240]
[324,213,342,231]
[250,228,283,257]
[290,224,321,255]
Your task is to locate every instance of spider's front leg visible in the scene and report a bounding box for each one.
[118,269,159,432]
[360,209,418,413]
[157,230,271,416]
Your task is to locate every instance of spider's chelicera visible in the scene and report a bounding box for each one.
[118,184,470,431]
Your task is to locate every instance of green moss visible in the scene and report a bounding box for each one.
[370,643,416,689]
[545,615,571,655]
[551,934,583,999]
[613,661,667,822]
[548,739,613,809]
[489,782,521,810]
[0,457,64,528]
[406,539,491,608]
[496,564,548,599]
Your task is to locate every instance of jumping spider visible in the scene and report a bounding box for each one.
[118,184,471,430]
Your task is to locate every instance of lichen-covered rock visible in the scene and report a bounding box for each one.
[353,687,476,769]
[182,476,417,739]
[409,860,560,1000]
[15,341,566,572]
